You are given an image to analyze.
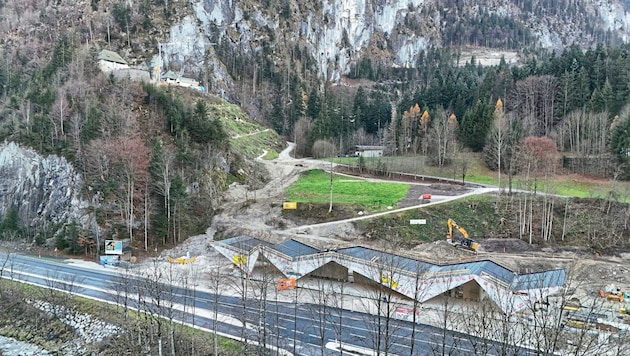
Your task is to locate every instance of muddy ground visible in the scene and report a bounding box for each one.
[158,150,630,309]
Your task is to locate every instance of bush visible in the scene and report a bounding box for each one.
[312,139,335,158]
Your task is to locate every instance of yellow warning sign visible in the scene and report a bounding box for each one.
[282,201,297,210]
[381,273,399,289]
[233,255,247,265]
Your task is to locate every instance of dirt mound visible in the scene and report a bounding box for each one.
[479,238,541,253]
[428,183,471,195]
[409,240,478,262]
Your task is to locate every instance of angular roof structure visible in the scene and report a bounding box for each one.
[162,70,179,80]
[97,49,127,65]
[212,236,565,314]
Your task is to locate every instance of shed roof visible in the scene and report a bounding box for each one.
[219,235,271,252]
[214,237,566,291]
[273,239,320,258]
[355,145,385,150]
[510,269,567,290]
[162,71,178,80]
[97,49,128,65]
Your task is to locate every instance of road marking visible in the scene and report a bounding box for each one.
[3,268,295,355]
[325,340,399,356]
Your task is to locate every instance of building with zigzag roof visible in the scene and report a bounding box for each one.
[212,236,566,315]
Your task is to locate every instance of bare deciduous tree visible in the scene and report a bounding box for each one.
[293,117,313,158]
[306,277,334,356]
[428,109,458,168]
[361,250,407,356]
[508,75,558,137]
[311,139,335,159]
[490,98,508,195]
[104,134,150,242]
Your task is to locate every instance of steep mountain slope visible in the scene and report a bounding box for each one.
[1,0,630,248]
[163,0,630,82]
[3,0,629,119]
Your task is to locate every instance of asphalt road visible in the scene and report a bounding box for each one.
[0,253,538,355]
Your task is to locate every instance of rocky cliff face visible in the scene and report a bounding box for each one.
[157,0,630,85]
[0,142,89,232]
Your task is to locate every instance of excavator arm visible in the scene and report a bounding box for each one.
[447,218,468,239]
[446,218,478,252]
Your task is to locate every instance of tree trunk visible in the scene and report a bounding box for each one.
[144,180,149,250]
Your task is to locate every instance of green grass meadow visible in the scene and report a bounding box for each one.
[330,155,630,202]
[285,169,409,209]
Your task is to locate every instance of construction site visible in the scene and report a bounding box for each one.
[152,144,630,354]
[211,236,565,315]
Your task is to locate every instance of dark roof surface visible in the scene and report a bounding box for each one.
[215,237,565,290]
[220,235,272,251]
[273,239,320,258]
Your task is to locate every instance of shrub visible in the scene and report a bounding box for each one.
[312,139,335,158]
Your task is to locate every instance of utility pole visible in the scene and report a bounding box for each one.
[329,149,334,213]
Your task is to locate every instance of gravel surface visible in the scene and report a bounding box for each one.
[154,143,630,320]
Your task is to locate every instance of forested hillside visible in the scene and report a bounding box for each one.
[298,45,630,181]
[0,37,267,251]
[1,0,630,254]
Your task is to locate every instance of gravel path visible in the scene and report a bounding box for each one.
[146,143,630,344]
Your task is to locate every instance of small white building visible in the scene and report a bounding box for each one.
[161,70,179,85]
[160,71,205,92]
[355,145,385,158]
[97,49,129,73]
[177,76,203,91]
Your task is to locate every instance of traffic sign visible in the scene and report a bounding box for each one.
[410,219,426,225]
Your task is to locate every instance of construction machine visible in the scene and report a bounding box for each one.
[601,285,627,302]
[446,218,479,252]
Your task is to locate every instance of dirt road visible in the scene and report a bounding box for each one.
[160,142,630,305]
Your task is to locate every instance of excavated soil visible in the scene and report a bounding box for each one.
[154,150,630,305]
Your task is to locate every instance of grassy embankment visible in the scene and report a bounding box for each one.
[314,155,630,248]
[212,102,284,160]
[333,155,630,202]
[282,169,500,244]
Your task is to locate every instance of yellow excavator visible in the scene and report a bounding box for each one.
[447,218,479,252]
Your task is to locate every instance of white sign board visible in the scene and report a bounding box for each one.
[410,219,427,225]
[104,240,123,255]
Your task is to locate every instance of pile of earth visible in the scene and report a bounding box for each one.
[280,202,359,226]
[479,238,542,253]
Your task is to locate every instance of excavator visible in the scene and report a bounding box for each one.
[446,218,479,252]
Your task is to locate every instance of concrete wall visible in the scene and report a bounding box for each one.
[98,60,129,73]
[357,150,383,158]
[462,280,481,301]
[111,68,151,82]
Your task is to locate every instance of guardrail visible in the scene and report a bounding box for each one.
[334,163,485,188]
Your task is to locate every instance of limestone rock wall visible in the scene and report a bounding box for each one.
[0,142,89,231]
